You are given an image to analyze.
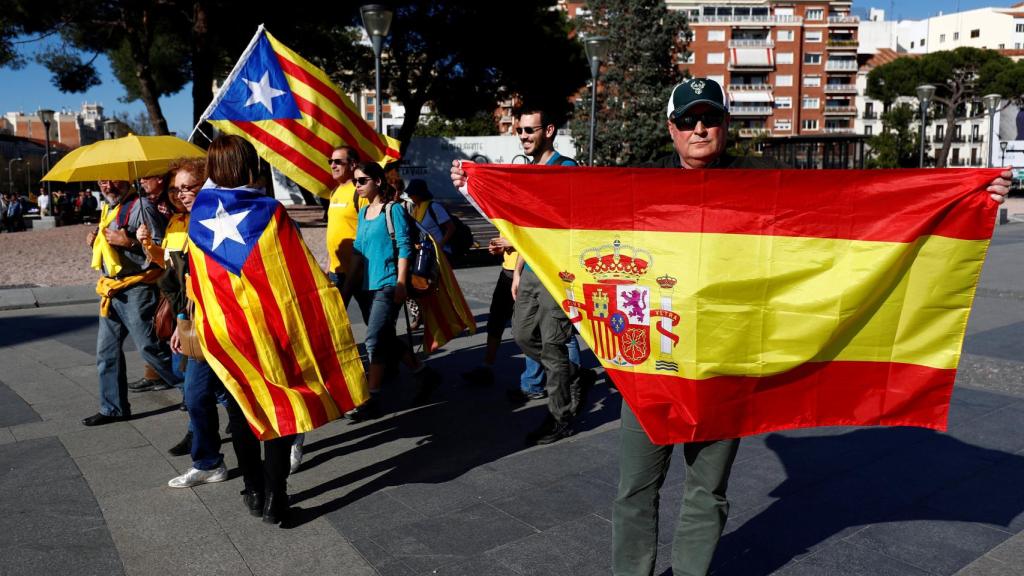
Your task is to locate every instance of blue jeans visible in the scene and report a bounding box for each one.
[183,358,224,471]
[171,352,186,383]
[96,283,181,417]
[520,335,582,394]
[357,286,406,365]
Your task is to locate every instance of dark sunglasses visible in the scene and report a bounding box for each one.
[354,177,374,186]
[672,111,726,130]
[328,158,349,166]
[515,126,547,135]
[169,183,201,195]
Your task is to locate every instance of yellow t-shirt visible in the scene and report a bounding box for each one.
[326,182,368,274]
[502,248,518,271]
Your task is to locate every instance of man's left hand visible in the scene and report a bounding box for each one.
[988,169,1012,204]
[104,228,134,248]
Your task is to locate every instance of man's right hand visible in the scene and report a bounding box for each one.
[488,236,512,256]
[450,159,474,189]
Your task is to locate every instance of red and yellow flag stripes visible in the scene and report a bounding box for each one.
[463,164,1000,444]
[189,206,367,440]
[417,238,477,353]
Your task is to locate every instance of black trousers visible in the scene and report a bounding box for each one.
[224,395,293,496]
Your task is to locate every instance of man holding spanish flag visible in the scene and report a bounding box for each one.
[454,77,1012,576]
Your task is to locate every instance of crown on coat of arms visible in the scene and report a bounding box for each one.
[656,275,678,289]
[559,270,576,283]
[580,238,652,284]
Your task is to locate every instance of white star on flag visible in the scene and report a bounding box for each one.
[243,71,287,113]
[199,200,251,250]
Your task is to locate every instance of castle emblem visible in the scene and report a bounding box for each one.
[561,239,680,370]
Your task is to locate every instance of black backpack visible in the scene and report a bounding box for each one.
[427,201,474,261]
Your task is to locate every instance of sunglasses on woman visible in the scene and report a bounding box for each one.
[354,177,374,186]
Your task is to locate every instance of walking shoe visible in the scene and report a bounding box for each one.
[411,367,441,406]
[506,388,547,405]
[167,463,228,488]
[128,378,172,392]
[168,431,193,457]
[570,368,597,419]
[290,443,303,474]
[81,412,130,426]
[529,418,573,446]
[346,396,381,423]
[460,366,495,387]
[263,491,289,524]
[241,489,264,517]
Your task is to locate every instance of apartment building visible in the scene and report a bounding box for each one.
[668,0,860,139]
[0,103,107,149]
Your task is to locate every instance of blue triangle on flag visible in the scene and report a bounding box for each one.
[207,33,302,122]
[189,187,279,276]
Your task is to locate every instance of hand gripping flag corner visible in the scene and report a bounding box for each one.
[462,164,1001,445]
[202,26,400,199]
[188,185,368,440]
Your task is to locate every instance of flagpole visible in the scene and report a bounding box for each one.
[187,24,267,144]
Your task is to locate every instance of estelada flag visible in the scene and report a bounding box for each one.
[187,184,368,440]
[417,236,476,353]
[200,26,400,199]
[463,164,1001,445]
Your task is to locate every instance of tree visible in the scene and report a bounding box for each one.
[415,112,500,138]
[866,103,920,168]
[866,47,1019,167]
[569,0,688,166]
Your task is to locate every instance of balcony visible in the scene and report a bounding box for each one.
[689,14,802,25]
[824,60,858,72]
[826,39,859,49]
[948,158,967,167]
[824,127,856,134]
[730,105,774,116]
[824,83,858,94]
[863,111,878,119]
[827,15,860,26]
[932,135,967,143]
[738,128,772,138]
[727,84,773,92]
[971,135,984,143]
[728,38,774,48]
[823,105,857,115]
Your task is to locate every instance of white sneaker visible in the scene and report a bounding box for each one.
[290,443,303,474]
[167,464,228,488]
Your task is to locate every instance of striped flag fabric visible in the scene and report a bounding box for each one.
[201,26,400,199]
[463,164,1001,444]
[187,185,367,440]
[417,237,476,353]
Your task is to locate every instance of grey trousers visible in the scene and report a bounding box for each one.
[612,402,740,576]
[512,269,575,422]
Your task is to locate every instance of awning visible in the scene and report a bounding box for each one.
[730,48,774,66]
[730,91,774,103]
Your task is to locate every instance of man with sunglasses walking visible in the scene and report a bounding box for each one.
[326,146,367,297]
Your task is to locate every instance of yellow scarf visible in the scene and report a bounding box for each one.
[164,213,189,252]
[90,203,123,277]
[411,200,429,223]
[95,268,163,317]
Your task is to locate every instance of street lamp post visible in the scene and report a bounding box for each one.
[915,85,935,168]
[8,157,23,197]
[360,4,394,135]
[37,109,55,194]
[1001,140,1008,168]
[982,93,1002,168]
[584,36,609,167]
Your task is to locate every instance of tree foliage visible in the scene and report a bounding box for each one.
[569,0,688,166]
[866,103,920,168]
[866,48,1024,167]
[415,112,500,138]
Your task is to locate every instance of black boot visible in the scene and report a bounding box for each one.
[262,491,289,524]
[241,489,264,517]
[168,431,193,457]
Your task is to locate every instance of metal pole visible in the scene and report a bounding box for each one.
[918,102,926,168]
[987,110,996,168]
[588,78,597,166]
[372,35,384,135]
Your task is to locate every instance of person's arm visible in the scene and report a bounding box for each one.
[511,253,525,301]
[449,159,474,190]
[343,208,367,301]
[433,203,455,248]
[135,222,166,267]
[393,203,413,303]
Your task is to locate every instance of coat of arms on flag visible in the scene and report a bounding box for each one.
[198,26,400,199]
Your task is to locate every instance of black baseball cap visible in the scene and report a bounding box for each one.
[666,78,729,119]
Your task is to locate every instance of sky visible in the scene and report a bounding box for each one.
[0,1,1019,137]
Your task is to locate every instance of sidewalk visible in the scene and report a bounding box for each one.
[1,225,1023,576]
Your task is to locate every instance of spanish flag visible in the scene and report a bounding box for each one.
[463,164,1000,444]
[202,26,400,199]
[188,185,367,440]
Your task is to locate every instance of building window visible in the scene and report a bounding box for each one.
[778,30,794,42]
[802,119,820,130]
[971,29,980,38]
[775,119,792,130]
[1017,24,1024,33]
[802,97,820,109]
[954,32,959,40]
[803,75,821,87]
[367,111,374,121]
[921,38,925,46]
[936,125,944,139]
[804,53,822,64]
[999,43,1006,49]
[776,75,793,86]
[865,125,873,135]
[806,8,824,20]
[708,30,725,42]
[366,96,375,105]
[776,97,793,109]
[777,52,794,64]
[805,31,823,42]
[940,34,946,43]
[910,41,915,48]
[707,52,725,64]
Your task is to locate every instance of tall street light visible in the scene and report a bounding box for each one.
[1001,140,1008,168]
[37,109,55,194]
[8,157,23,197]
[982,93,1002,168]
[584,36,610,167]
[915,85,935,168]
[361,4,394,135]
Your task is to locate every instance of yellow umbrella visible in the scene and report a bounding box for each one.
[42,134,206,182]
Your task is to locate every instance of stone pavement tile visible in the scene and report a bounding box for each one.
[32,285,98,308]
[449,464,536,502]
[490,473,615,531]
[985,530,1024,566]
[773,541,932,576]
[951,386,1015,410]
[350,539,416,576]
[432,556,523,576]
[0,379,39,427]
[0,288,37,310]
[324,490,428,541]
[58,363,106,390]
[842,509,1013,575]
[954,556,1022,576]
[923,457,1024,532]
[30,391,102,421]
[60,421,150,459]
[484,513,612,576]
[76,445,180,500]
[367,502,537,574]
[116,532,251,576]
[0,427,14,445]
[9,416,88,442]
[1,363,89,405]
[945,405,1024,459]
[17,338,97,370]
[383,478,491,517]
[487,438,617,488]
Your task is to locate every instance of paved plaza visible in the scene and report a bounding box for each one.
[1,222,1023,576]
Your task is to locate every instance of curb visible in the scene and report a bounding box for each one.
[0,285,97,311]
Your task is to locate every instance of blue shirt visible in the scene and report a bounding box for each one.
[354,202,413,290]
[523,151,577,274]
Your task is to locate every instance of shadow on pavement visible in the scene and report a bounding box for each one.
[0,312,97,347]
